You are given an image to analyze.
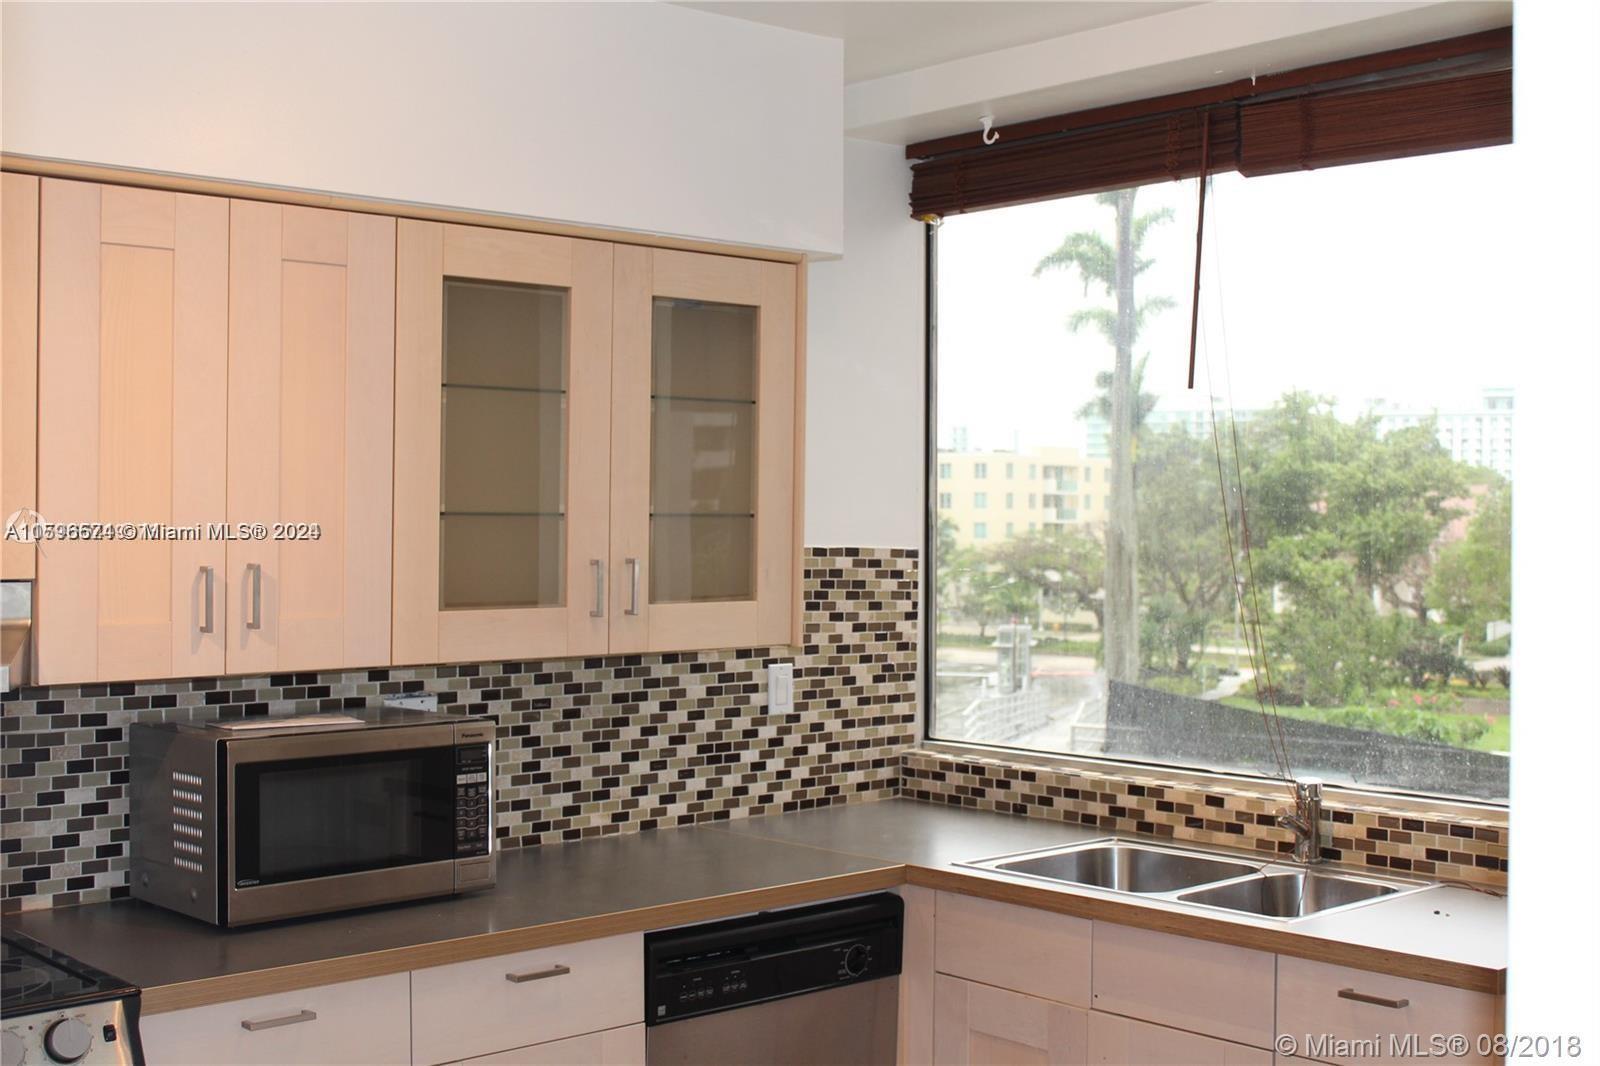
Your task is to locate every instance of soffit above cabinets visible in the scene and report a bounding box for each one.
[685,0,1511,146]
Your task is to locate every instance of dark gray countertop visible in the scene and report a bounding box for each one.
[12,798,1506,1008]
[718,799,1508,976]
[11,818,899,1000]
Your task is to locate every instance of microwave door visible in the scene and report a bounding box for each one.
[224,727,459,925]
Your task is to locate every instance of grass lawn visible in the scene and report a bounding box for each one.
[1219,694,1509,753]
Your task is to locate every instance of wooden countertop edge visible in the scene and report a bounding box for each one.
[906,865,1507,996]
[139,866,904,1014]
[137,859,1504,1014]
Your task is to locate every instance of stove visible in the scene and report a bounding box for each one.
[1,932,142,1066]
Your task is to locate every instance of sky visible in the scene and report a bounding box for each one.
[935,144,1519,455]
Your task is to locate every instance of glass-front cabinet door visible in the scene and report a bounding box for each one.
[393,223,613,664]
[610,247,799,653]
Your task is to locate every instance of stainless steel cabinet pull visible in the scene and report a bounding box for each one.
[625,557,640,616]
[505,964,571,984]
[246,563,262,630]
[1337,988,1410,1009]
[590,559,605,618]
[241,1009,317,1032]
[199,566,215,634]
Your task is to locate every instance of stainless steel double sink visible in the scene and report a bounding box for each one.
[962,839,1426,921]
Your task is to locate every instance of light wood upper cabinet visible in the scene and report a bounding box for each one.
[35,180,229,683]
[610,246,798,654]
[20,174,803,680]
[2,173,40,583]
[225,202,395,674]
[393,221,613,665]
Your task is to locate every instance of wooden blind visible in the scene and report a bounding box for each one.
[1237,69,1511,176]
[908,28,1511,219]
[909,109,1238,218]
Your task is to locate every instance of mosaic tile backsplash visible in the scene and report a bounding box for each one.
[901,748,1508,889]
[0,547,919,913]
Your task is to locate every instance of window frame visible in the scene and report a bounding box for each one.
[917,217,1509,812]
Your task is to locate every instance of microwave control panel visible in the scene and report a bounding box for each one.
[455,744,491,857]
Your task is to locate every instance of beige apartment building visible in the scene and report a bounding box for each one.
[936,446,1111,546]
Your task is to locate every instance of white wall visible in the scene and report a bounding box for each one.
[804,139,926,549]
[1505,0,1600,1043]
[0,2,843,254]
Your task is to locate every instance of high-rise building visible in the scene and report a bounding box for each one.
[936,446,1110,547]
[1373,387,1514,479]
[1083,400,1260,458]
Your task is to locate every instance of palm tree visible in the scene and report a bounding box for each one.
[1034,188,1174,683]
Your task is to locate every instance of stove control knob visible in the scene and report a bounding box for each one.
[3,1029,26,1066]
[843,943,870,977]
[43,1018,92,1064]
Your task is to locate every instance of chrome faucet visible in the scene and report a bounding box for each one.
[1276,778,1325,865]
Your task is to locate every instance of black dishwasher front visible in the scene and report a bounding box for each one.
[644,893,903,1065]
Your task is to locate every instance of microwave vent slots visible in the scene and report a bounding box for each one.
[172,804,203,822]
[173,839,202,856]
[172,856,203,874]
[172,821,203,839]
[172,787,202,804]
[171,770,203,788]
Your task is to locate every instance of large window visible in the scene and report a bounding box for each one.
[930,146,1515,802]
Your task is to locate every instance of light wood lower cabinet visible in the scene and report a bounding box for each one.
[409,932,644,1066]
[35,180,228,683]
[1276,956,1503,1066]
[1089,1011,1271,1066]
[445,1025,644,1066]
[934,891,1092,1007]
[1091,920,1276,1049]
[934,973,1089,1065]
[140,972,410,1066]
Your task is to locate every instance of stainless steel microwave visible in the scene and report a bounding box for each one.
[129,710,495,926]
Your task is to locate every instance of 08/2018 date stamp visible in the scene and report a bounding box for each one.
[4,512,322,544]
[1276,1033,1583,1059]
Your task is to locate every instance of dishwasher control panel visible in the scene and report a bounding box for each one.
[644,893,903,1024]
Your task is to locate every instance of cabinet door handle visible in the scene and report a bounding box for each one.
[241,1009,317,1032]
[590,559,605,618]
[505,964,570,984]
[245,563,262,630]
[625,558,640,616]
[1337,988,1410,1009]
[199,566,215,634]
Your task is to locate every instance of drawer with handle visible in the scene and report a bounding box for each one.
[139,972,409,1065]
[1276,956,1504,1066]
[410,933,644,1065]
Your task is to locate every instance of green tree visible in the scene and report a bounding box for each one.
[1035,189,1175,684]
[1135,428,1234,673]
[947,545,1009,639]
[1244,395,1463,605]
[1427,484,1512,645]
[933,516,961,620]
[985,527,1107,632]
[1238,393,1473,704]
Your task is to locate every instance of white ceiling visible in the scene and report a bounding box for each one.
[681,1,1512,146]
[679,1,1203,82]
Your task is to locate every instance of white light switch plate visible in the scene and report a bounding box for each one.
[767,662,794,713]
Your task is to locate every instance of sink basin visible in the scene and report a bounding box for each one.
[989,843,1262,894]
[1178,871,1398,918]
